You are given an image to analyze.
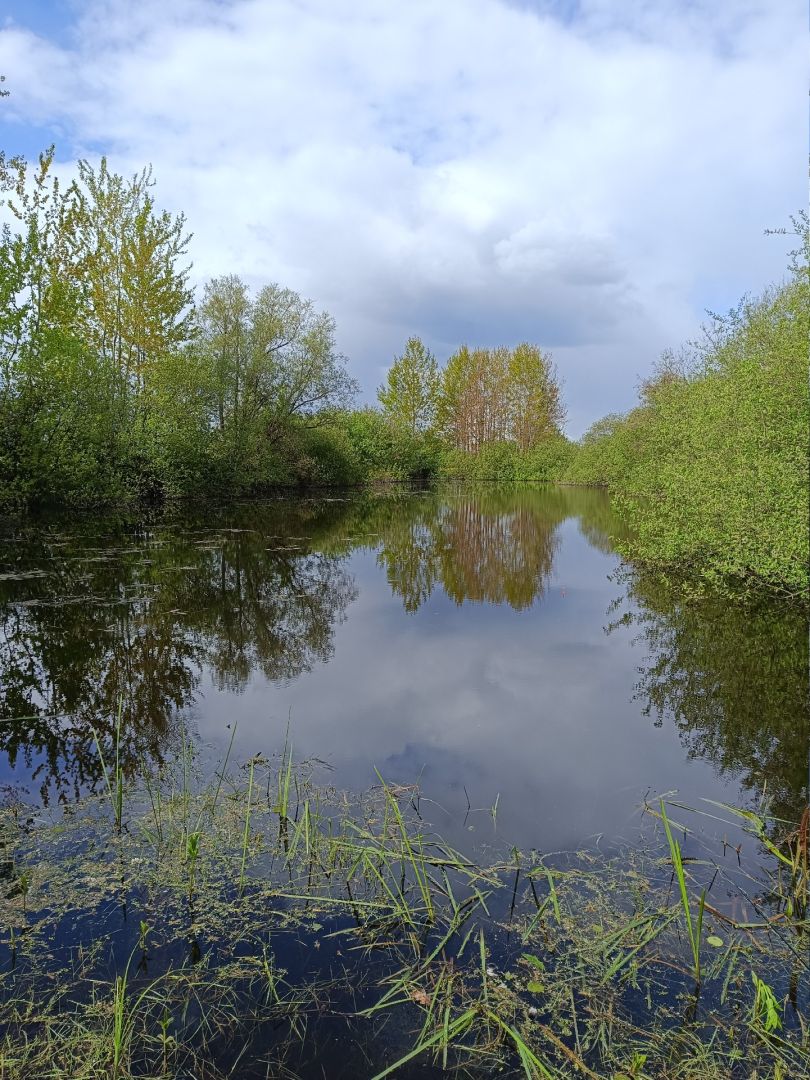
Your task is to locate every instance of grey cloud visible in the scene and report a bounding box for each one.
[0,0,804,434]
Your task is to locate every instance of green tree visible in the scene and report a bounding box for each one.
[437,344,487,451]
[0,149,198,507]
[195,277,358,454]
[377,336,440,435]
[60,158,194,404]
[507,343,565,448]
[563,216,809,599]
[249,283,358,438]
[196,274,252,434]
[0,148,121,506]
[438,343,565,452]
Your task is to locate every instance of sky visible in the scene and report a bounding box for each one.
[0,0,804,435]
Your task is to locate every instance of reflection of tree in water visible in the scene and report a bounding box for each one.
[374,502,443,613]
[0,532,199,803]
[12,484,798,823]
[571,486,632,554]
[610,567,809,821]
[169,542,357,692]
[0,502,358,802]
[370,487,572,611]
[571,490,807,820]
[438,493,559,609]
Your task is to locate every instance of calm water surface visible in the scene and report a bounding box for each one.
[0,486,806,853]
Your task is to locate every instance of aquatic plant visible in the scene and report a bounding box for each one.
[0,749,806,1079]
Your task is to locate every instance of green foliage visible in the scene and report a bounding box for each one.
[0,148,363,509]
[194,277,359,444]
[0,133,805,603]
[0,149,194,508]
[563,412,633,487]
[377,336,440,435]
[284,421,364,487]
[438,342,565,451]
[563,224,809,600]
[439,435,575,483]
[62,157,194,390]
[751,971,782,1033]
[328,408,442,483]
[338,408,396,474]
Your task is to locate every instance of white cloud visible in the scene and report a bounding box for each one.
[0,0,804,433]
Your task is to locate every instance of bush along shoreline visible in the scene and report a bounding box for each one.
[0,733,807,1080]
[560,216,809,604]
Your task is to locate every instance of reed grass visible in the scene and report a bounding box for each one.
[660,799,705,986]
[91,698,125,831]
[238,756,256,894]
[0,741,806,1080]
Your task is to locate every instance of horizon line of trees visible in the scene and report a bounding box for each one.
[1,135,806,601]
[0,145,570,511]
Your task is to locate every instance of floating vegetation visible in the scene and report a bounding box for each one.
[0,736,807,1078]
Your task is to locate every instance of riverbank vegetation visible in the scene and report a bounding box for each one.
[0,739,807,1079]
[1,145,806,597]
[565,217,809,601]
[0,151,569,510]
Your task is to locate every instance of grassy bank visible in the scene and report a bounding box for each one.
[0,736,807,1079]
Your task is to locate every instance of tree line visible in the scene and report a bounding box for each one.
[378,336,564,449]
[1,136,806,599]
[566,213,809,601]
[0,148,569,510]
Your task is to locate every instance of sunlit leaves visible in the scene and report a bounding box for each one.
[377,336,441,436]
[564,239,809,599]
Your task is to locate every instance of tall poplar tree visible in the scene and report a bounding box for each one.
[438,343,564,451]
[377,336,440,435]
[507,343,565,448]
[197,274,252,433]
[60,158,194,401]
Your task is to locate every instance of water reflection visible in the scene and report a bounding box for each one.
[608,567,809,821]
[0,503,358,802]
[0,528,198,801]
[169,541,357,692]
[0,488,806,835]
[375,487,569,611]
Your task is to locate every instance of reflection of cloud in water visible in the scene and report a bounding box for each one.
[0,488,805,850]
[197,538,739,851]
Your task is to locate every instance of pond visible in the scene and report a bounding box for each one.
[0,486,807,1079]
[1,485,806,839]
[0,488,807,842]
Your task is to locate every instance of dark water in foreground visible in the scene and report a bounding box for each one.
[1,485,806,849]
